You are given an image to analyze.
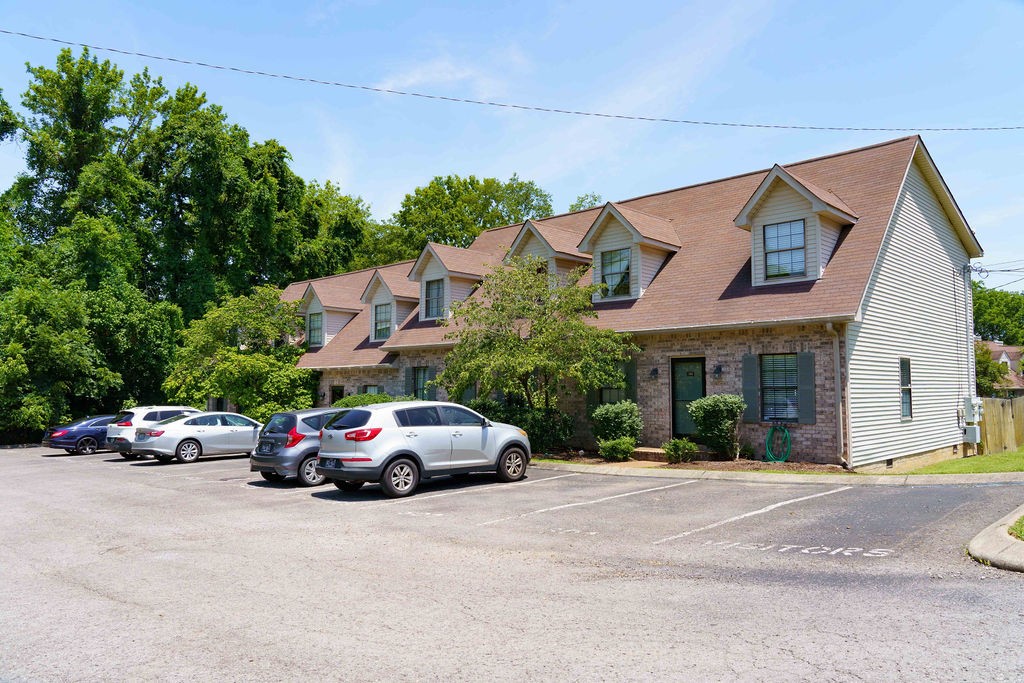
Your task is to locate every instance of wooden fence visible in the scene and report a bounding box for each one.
[980,397,1024,454]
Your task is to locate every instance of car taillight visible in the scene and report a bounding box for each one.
[345,427,382,441]
[116,420,132,427]
[285,427,305,448]
[51,430,68,438]
[142,429,164,437]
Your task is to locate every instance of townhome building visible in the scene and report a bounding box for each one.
[283,136,983,471]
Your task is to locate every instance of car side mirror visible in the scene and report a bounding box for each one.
[481,418,491,427]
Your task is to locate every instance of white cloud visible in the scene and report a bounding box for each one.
[375,55,505,100]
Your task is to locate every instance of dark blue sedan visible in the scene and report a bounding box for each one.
[42,415,117,454]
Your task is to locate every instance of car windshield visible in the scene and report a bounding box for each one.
[157,414,191,425]
[324,409,371,430]
[263,414,296,434]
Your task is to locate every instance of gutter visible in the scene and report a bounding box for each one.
[826,322,849,468]
[624,314,855,337]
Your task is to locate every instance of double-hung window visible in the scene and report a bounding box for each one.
[899,358,912,419]
[413,366,430,400]
[601,248,631,297]
[425,279,444,318]
[373,303,392,340]
[761,353,798,421]
[308,312,323,346]
[764,220,805,279]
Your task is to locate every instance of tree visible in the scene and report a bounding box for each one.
[973,280,1024,345]
[975,341,1009,397]
[162,286,316,422]
[436,256,638,409]
[0,88,16,141]
[290,181,370,281]
[569,192,603,213]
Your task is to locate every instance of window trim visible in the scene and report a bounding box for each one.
[412,366,430,400]
[600,247,632,298]
[899,357,913,420]
[308,312,324,346]
[424,279,445,319]
[763,219,806,280]
[362,385,381,395]
[373,302,392,341]
[760,353,799,422]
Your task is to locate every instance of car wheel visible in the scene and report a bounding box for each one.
[496,446,528,482]
[75,436,98,455]
[297,456,325,487]
[121,452,140,460]
[260,471,285,482]
[154,454,174,463]
[380,458,419,498]
[333,480,364,492]
[175,439,202,463]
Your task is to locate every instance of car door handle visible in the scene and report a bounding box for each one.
[451,431,463,437]
[404,431,418,437]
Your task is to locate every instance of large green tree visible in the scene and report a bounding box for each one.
[162,286,315,422]
[973,280,1024,345]
[975,341,1010,397]
[437,256,638,409]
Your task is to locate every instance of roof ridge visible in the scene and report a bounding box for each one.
[290,259,418,287]
[610,202,674,222]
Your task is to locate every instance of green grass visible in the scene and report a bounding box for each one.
[905,449,1024,475]
[1010,516,1024,542]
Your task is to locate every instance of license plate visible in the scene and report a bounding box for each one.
[257,442,273,454]
[320,458,337,469]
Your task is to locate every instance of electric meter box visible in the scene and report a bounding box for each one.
[964,425,981,444]
[963,396,984,423]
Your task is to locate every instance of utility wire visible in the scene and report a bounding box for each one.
[3,27,1024,133]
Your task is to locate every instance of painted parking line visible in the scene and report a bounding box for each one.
[652,486,853,545]
[477,480,697,527]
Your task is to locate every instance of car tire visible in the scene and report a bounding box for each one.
[121,452,140,460]
[296,455,325,487]
[175,439,201,463]
[260,471,285,482]
[380,458,419,498]
[496,446,528,482]
[333,480,364,492]
[75,436,99,455]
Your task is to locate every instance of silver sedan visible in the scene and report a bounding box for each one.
[131,412,263,463]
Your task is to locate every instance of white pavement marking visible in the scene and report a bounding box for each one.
[477,480,697,527]
[652,486,853,545]
[365,472,581,509]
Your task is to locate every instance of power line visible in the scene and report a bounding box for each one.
[3,27,1024,133]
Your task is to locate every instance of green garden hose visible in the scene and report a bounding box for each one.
[765,425,791,462]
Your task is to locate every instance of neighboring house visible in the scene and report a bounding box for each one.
[283,136,982,471]
[980,341,1024,397]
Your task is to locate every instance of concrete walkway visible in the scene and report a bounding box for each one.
[532,460,1024,572]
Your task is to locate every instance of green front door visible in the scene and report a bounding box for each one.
[672,359,705,436]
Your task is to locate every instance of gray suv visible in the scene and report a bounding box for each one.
[316,400,531,497]
[250,408,345,486]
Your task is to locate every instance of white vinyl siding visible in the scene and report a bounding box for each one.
[449,276,477,304]
[846,160,974,468]
[418,258,449,321]
[396,301,416,328]
[819,216,842,272]
[324,312,353,345]
[749,182,820,285]
[513,231,550,260]
[590,216,636,301]
[639,245,667,292]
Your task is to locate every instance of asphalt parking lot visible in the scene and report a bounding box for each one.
[2,447,1023,681]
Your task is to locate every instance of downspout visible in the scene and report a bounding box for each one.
[826,323,849,468]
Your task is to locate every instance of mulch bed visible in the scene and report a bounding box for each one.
[541,453,847,474]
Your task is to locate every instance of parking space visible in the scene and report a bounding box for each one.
[3,447,1023,681]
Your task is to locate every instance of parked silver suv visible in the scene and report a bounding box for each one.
[250,408,345,486]
[106,405,201,459]
[316,401,531,497]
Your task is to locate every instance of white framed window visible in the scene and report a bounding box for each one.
[601,248,631,297]
[761,353,798,421]
[413,366,430,400]
[424,279,444,318]
[362,385,381,394]
[899,358,912,420]
[308,312,323,346]
[373,303,392,340]
[764,220,805,279]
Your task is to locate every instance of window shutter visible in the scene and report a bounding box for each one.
[741,354,759,423]
[427,367,438,401]
[405,367,414,396]
[797,352,816,425]
[585,388,599,416]
[624,358,637,402]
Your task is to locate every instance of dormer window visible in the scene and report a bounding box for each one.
[373,303,392,341]
[601,248,631,297]
[308,312,323,346]
[764,220,806,279]
[425,279,444,318]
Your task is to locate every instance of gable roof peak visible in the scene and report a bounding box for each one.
[734,163,860,230]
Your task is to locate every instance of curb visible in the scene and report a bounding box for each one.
[967,503,1024,573]
[530,461,1024,487]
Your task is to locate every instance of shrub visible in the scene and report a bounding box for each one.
[590,400,643,442]
[465,398,574,455]
[662,438,699,464]
[688,394,746,458]
[332,393,415,408]
[598,436,635,462]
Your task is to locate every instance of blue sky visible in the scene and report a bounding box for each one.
[1,1,1022,289]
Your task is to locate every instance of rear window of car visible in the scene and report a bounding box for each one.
[324,409,371,430]
[112,412,135,425]
[264,414,296,434]
[158,414,191,425]
[91,416,116,427]
[301,411,344,431]
[395,407,441,427]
